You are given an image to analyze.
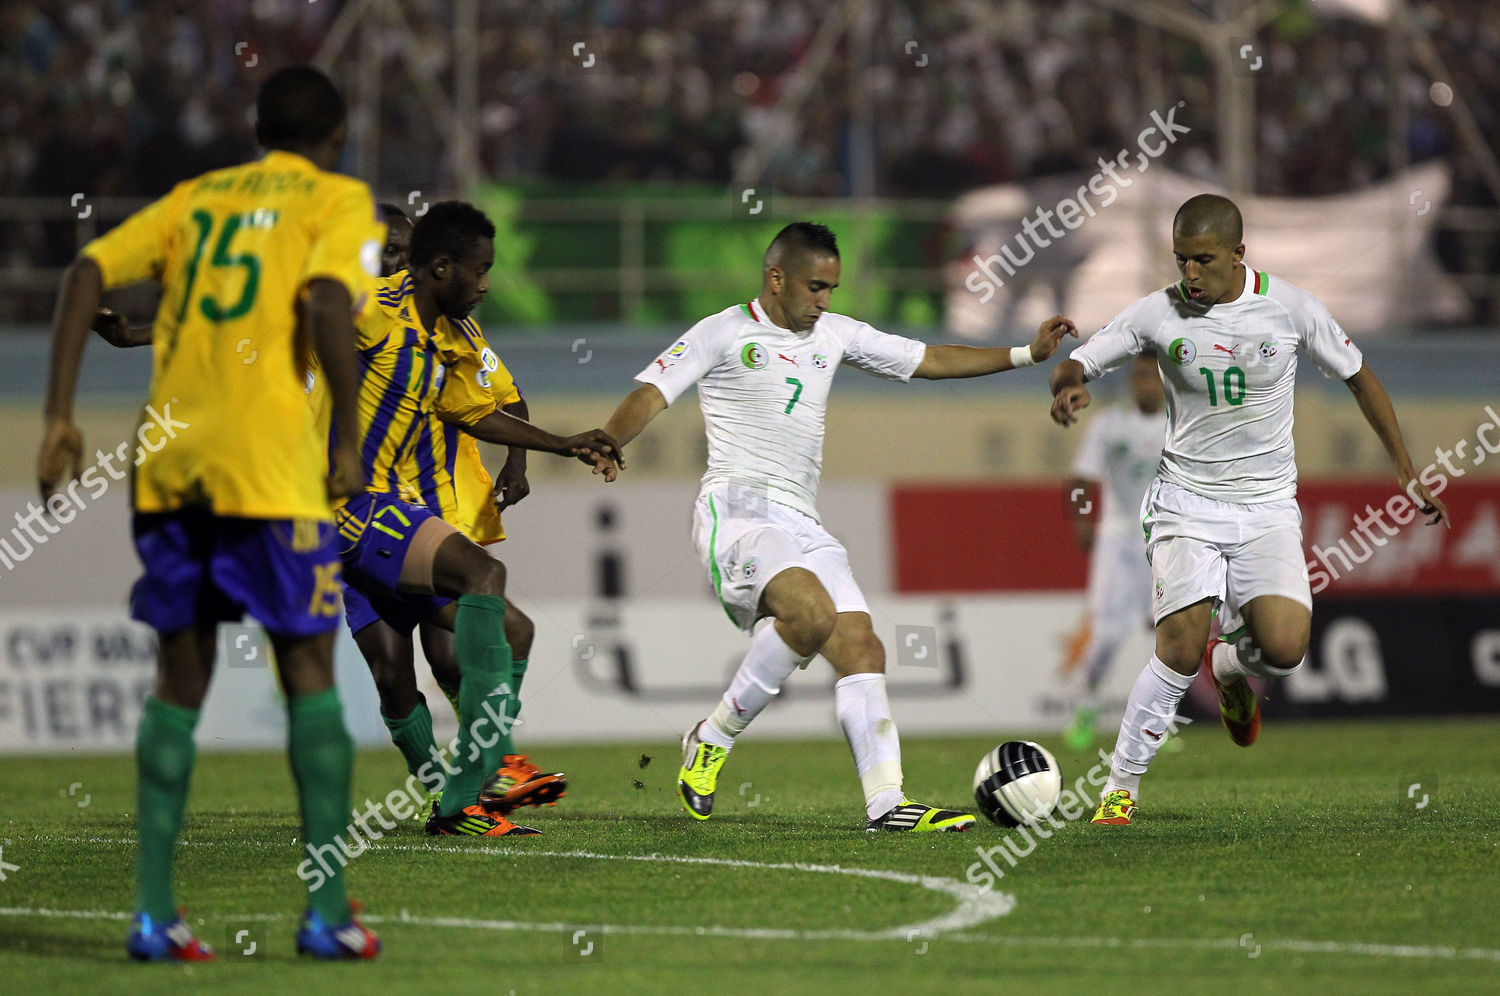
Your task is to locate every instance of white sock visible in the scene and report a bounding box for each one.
[1210,640,1248,683]
[834,673,905,820]
[1103,655,1195,801]
[702,623,808,747]
[1213,637,1303,682]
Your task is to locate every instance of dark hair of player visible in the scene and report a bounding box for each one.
[1172,194,1243,247]
[764,222,840,269]
[408,200,496,268]
[378,203,413,229]
[254,65,347,151]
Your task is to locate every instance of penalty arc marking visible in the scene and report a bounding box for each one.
[6,840,1015,943]
[9,842,1500,960]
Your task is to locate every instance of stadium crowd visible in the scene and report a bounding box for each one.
[1,0,1496,310]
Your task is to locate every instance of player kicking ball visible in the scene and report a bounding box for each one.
[604,222,1074,832]
[1049,194,1449,827]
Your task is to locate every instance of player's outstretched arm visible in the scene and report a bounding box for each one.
[461,410,625,481]
[912,315,1078,380]
[493,398,531,510]
[1049,355,1092,428]
[603,382,668,449]
[304,277,367,499]
[1344,362,1449,528]
[92,308,154,348]
[38,257,105,502]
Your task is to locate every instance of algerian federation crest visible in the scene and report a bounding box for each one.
[741,342,768,369]
[1168,337,1196,366]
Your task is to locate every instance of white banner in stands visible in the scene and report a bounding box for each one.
[0,597,1154,754]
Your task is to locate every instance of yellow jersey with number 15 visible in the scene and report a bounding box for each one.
[81,149,384,521]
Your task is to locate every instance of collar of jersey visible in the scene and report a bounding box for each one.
[259,148,321,173]
[376,270,416,319]
[743,298,812,335]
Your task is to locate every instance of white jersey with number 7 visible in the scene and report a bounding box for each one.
[635,301,926,522]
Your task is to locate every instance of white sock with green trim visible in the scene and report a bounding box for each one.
[704,623,808,746]
[835,673,905,820]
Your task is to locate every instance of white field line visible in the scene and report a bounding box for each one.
[13,839,1500,961]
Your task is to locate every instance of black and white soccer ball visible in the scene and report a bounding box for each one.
[972,741,1062,827]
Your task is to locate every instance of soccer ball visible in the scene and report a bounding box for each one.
[972,741,1062,827]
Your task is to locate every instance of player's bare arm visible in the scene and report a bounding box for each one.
[459,409,624,481]
[1049,355,1093,427]
[603,382,669,448]
[93,307,154,348]
[303,277,367,499]
[912,315,1077,380]
[492,398,531,510]
[38,256,105,502]
[1344,362,1449,528]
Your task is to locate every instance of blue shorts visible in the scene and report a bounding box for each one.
[131,508,342,637]
[343,581,449,637]
[335,492,451,634]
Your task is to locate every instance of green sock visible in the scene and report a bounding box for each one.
[502,658,529,755]
[288,688,353,924]
[135,696,199,922]
[382,698,437,779]
[438,594,513,817]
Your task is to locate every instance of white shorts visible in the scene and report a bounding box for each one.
[1142,478,1311,627]
[691,483,867,632]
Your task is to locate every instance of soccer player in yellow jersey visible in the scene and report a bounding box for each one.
[335,200,621,836]
[37,67,382,961]
[359,303,567,819]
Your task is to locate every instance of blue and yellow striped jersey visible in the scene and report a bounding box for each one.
[346,271,453,498]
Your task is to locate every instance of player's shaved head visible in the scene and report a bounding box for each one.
[408,201,495,268]
[255,65,346,151]
[1173,194,1243,247]
[765,222,840,271]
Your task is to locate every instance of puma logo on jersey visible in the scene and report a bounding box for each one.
[1213,343,1238,359]
[655,358,673,372]
[1143,728,1163,741]
[778,353,799,366]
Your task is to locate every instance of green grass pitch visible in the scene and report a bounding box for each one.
[1,717,1496,993]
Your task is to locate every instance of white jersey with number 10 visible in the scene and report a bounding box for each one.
[1070,268,1364,504]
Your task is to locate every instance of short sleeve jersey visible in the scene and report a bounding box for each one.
[1069,268,1363,503]
[411,318,522,544]
[1069,405,1166,539]
[635,301,926,520]
[81,149,384,520]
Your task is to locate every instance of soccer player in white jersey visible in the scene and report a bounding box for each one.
[1049,194,1449,826]
[603,222,1075,832]
[1062,351,1166,750]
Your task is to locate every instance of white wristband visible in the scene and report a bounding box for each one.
[1010,345,1037,368]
